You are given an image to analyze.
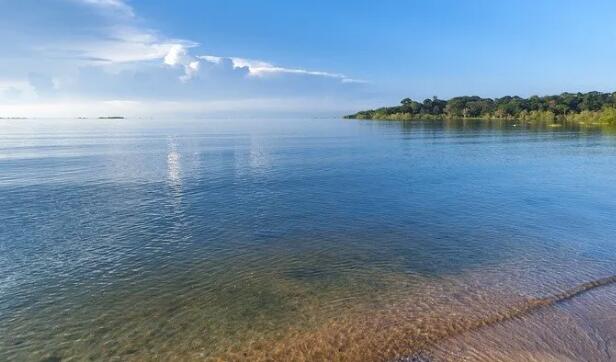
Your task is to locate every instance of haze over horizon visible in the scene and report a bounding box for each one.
[1,0,616,117]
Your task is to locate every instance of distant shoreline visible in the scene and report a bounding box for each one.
[345,91,616,126]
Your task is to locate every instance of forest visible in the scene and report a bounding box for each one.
[345,91,616,124]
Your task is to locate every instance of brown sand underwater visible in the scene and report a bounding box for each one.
[5,255,616,362]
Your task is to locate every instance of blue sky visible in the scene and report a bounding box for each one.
[1,0,615,117]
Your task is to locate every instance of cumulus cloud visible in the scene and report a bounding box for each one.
[0,0,369,114]
[75,0,362,84]
[164,44,201,81]
[198,55,365,84]
[161,47,364,84]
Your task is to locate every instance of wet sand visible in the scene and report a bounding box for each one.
[427,283,616,361]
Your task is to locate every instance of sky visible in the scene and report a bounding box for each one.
[1,0,616,117]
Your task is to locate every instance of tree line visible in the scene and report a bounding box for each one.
[345,91,616,124]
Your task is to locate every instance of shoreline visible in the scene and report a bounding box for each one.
[345,91,616,126]
[344,114,616,129]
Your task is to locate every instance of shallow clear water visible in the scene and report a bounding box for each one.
[1,118,616,361]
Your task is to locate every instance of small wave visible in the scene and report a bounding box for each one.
[210,274,616,361]
[403,274,616,360]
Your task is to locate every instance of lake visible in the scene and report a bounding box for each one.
[2,118,616,361]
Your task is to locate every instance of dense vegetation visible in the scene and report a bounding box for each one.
[345,91,616,125]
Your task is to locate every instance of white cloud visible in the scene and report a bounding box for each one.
[163,44,186,67]
[80,0,135,17]
[64,21,199,65]
[0,0,368,112]
[341,78,369,84]
[187,61,200,76]
[200,55,223,65]
[9,1,194,68]
[169,51,364,84]
[163,44,201,81]
[76,1,364,85]
[199,55,365,84]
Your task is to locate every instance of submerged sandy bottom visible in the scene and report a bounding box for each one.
[5,254,616,362]
[426,283,616,362]
[208,272,616,362]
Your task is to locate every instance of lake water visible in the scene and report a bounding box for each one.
[2,118,616,361]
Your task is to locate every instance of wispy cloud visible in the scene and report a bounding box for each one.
[74,0,363,84]
[80,0,135,17]
[0,0,368,113]
[20,1,193,66]
[198,55,365,84]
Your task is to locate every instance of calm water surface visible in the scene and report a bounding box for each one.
[1,118,616,361]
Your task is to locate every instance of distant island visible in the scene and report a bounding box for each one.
[98,116,125,119]
[345,91,616,125]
